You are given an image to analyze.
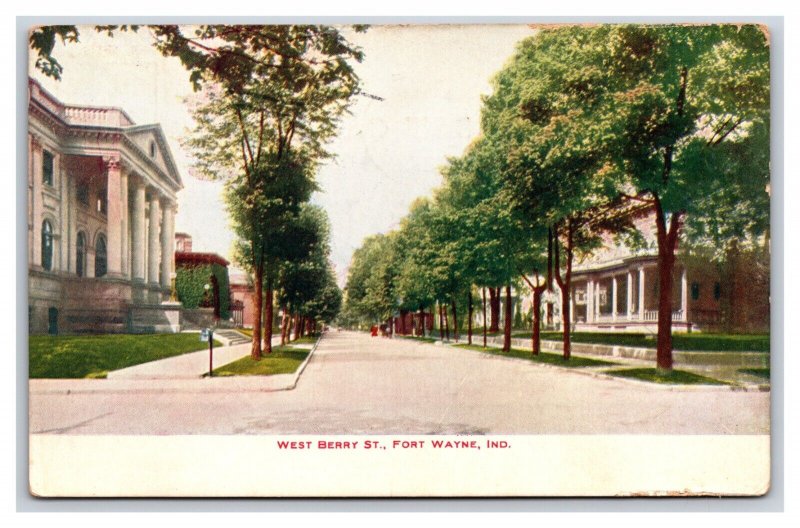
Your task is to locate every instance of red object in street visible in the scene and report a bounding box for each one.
[370,325,378,337]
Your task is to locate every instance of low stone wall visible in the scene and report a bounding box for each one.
[482,335,769,367]
[129,302,182,333]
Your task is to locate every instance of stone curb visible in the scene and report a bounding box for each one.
[439,341,770,393]
[285,333,322,390]
[30,335,324,396]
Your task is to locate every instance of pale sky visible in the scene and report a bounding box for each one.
[29,24,534,286]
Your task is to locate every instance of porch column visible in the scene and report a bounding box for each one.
[104,156,123,278]
[147,192,161,286]
[586,279,594,323]
[131,179,146,282]
[626,271,633,320]
[638,267,645,320]
[681,267,688,322]
[611,276,618,322]
[569,294,574,324]
[160,199,175,290]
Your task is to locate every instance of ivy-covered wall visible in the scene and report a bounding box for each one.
[176,263,231,319]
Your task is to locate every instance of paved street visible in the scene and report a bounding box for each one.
[29,331,769,435]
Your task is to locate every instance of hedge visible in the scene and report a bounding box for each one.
[176,263,231,319]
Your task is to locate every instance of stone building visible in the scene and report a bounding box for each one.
[28,78,182,334]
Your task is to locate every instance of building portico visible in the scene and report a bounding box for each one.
[28,78,183,334]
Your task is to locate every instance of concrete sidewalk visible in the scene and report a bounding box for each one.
[106,336,282,380]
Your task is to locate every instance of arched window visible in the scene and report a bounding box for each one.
[76,232,86,277]
[41,220,53,271]
[95,235,107,278]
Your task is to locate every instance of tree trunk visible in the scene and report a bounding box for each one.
[532,288,542,355]
[438,303,444,340]
[263,283,273,355]
[444,302,450,341]
[489,287,500,333]
[503,284,512,352]
[546,227,554,327]
[554,221,574,360]
[418,306,425,337]
[451,300,459,343]
[281,308,289,345]
[293,313,300,341]
[250,265,264,360]
[654,196,683,372]
[482,287,487,348]
[468,291,473,345]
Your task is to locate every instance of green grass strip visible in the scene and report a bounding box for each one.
[399,335,438,343]
[211,345,309,376]
[605,368,728,385]
[29,333,222,379]
[509,331,769,352]
[453,344,617,367]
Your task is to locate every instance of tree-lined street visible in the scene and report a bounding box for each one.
[29,331,769,435]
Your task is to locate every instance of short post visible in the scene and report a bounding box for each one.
[209,329,214,377]
[201,327,214,377]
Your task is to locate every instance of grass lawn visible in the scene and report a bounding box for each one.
[509,331,769,352]
[399,335,438,343]
[606,368,728,385]
[453,344,617,367]
[291,335,320,345]
[29,333,222,379]
[738,367,770,380]
[211,345,309,376]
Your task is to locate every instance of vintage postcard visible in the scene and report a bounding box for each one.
[26,23,771,497]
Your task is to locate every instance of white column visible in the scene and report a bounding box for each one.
[131,179,146,282]
[120,168,129,278]
[626,271,633,320]
[104,156,123,278]
[681,267,688,322]
[31,135,42,268]
[58,153,69,272]
[160,200,174,290]
[569,293,574,324]
[147,193,161,286]
[611,276,618,321]
[586,279,594,323]
[638,267,645,320]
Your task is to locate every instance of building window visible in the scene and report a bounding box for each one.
[691,282,700,301]
[97,193,107,215]
[41,220,53,271]
[42,150,54,186]
[77,183,90,207]
[149,140,157,158]
[76,232,86,277]
[95,235,107,277]
[714,282,721,301]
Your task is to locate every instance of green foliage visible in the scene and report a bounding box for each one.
[175,263,231,319]
[29,333,221,378]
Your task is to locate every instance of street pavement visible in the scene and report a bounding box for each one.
[28,331,770,435]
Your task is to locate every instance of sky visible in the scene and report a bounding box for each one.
[29,24,534,286]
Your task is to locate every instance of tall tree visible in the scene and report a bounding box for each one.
[182,25,365,359]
